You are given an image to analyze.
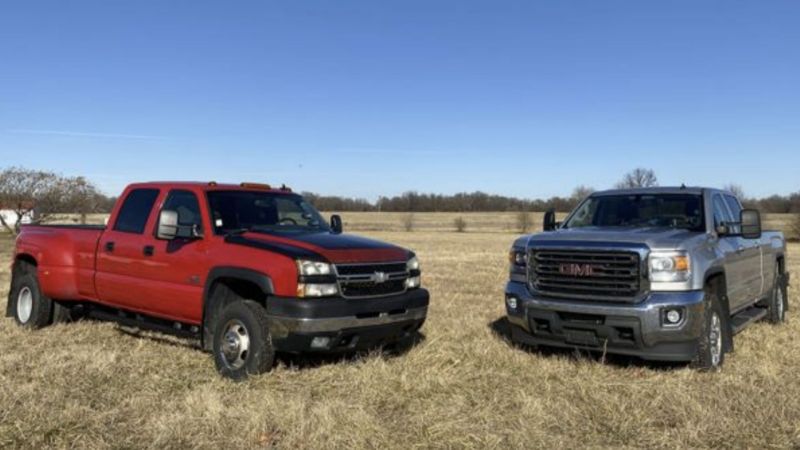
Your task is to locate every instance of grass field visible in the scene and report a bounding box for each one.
[0,214,798,448]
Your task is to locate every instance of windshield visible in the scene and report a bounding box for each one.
[207,191,329,235]
[564,194,705,231]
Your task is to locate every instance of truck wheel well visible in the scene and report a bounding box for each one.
[201,278,269,351]
[14,254,37,270]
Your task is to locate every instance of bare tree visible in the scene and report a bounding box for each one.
[454,216,467,232]
[615,168,658,189]
[0,167,104,234]
[516,211,532,233]
[571,185,595,203]
[723,184,746,200]
[402,213,415,232]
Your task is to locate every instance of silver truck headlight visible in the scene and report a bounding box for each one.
[296,260,333,276]
[407,256,420,271]
[649,251,691,282]
[406,256,421,289]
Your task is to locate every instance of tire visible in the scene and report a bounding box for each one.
[691,284,729,371]
[9,266,53,329]
[212,300,275,381]
[767,263,788,324]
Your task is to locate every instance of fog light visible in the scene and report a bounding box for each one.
[665,309,682,325]
[506,296,518,310]
[405,276,421,289]
[310,337,331,349]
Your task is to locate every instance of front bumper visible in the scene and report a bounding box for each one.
[505,281,705,361]
[265,288,429,353]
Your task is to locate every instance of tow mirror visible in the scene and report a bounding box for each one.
[740,209,761,239]
[543,209,557,232]
[157,210,179,240]
[330,214,343,234]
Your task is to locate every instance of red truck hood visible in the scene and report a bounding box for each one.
[226,231,410,264]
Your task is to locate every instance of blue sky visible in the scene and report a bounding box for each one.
[1,1,798,200]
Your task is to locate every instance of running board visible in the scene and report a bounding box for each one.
[730,306,767,335]
[87,306,200,339]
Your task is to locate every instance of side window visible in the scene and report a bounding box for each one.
[114,189,160,234]
[162,190,203,232]
[723,195,743,234]
[712,195,734,229]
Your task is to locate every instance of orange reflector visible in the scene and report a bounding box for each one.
[240,182,272,190]
[674,256,690,271]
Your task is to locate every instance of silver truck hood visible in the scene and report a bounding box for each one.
[524,226,705,250]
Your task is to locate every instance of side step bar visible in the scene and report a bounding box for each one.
[87,306,200,339]
[730,306,767,335]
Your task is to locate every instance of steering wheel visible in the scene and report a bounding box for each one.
[278,217,298,226]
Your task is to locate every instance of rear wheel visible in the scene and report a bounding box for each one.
[692,285,728,371]
[767,263,787,324]
[9,267,53,329]
[212,300,275,381]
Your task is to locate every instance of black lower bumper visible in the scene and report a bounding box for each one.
[505,282,705,362]
[265,288,429,353]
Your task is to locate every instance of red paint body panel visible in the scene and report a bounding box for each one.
[13,182,414,326]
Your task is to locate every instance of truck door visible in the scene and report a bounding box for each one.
[712,194,750,312]
[134,189,208,323]
[95,188,161,310]
[723,194,765,302]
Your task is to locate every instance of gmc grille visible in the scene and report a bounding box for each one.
[528,250,642,301]
[335,262,409,298]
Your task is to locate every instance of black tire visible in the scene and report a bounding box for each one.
[52,301,82,324]
[212,300,275,381]
[691,284,729,371]
[9,266,53,329]
[767,263,788,324]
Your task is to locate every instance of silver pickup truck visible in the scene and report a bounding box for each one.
[505,187,789,369]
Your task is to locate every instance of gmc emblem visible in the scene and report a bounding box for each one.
[559,263,597,277]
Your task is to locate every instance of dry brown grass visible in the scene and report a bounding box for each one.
[1,214,799,448]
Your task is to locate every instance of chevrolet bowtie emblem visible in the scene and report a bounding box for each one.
[371,271,389,284]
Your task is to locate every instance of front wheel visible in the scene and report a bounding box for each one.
[691,286,728,371]
[212,300,275,381]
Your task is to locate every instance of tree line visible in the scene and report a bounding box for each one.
[1,166,798,235]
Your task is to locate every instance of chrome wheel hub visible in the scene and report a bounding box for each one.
[17,286,33,324]
[220,320,250,370]
[709,312,722,367]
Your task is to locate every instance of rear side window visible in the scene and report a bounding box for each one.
[162,190,203,232]
[114,189,159,234]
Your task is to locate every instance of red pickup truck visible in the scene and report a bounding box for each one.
[7,182,429,379]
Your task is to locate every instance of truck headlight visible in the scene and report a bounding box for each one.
[297,283,338,298]
[296,260,333,276]
[406,256,421,289]
[649,252,691,282]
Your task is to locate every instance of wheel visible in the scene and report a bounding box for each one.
[212,300,275,381]
[9,266,53,329]
[692,284,729,370]
[767,263,788,324]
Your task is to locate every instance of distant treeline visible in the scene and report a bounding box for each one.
[302,190,800,213]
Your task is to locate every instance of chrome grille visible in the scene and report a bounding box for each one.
[528,250,642,301]
[335,262,409,298]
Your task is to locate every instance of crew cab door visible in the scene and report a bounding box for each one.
[711,194,750,312]
[136,189,208,323]
[96,188,161,310]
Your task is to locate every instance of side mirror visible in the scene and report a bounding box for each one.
[543,209,557,232]
[330,214,343,234]
[740,209,761,239]
[157,210,179,240]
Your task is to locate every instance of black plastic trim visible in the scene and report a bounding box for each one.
[267,288,429,319]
